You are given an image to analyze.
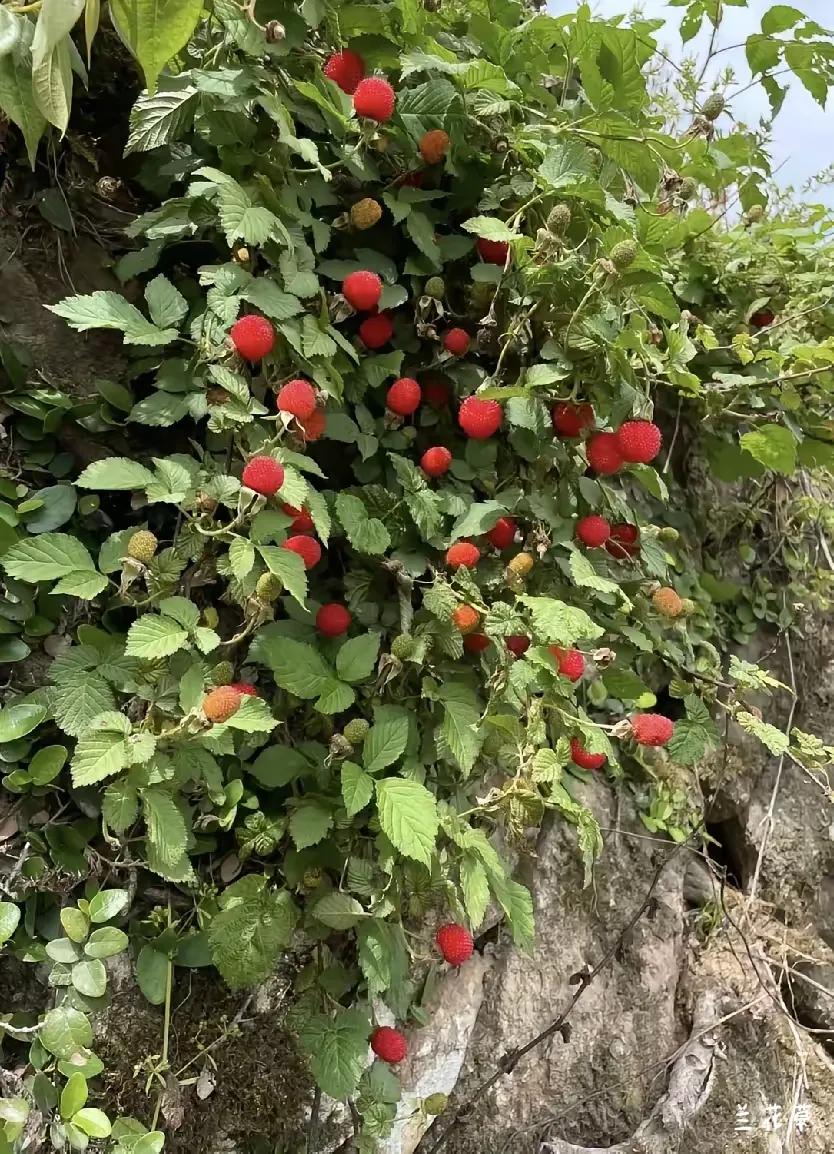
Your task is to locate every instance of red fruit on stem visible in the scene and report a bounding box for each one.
[606,523,640,559]
[277,378,317,420]
[464,633,490,653]
[387,377,422,416]
[242,456,285,496]
[316,603,352,637]
[476,237,509,265]
[283,535,322,570]
[370,1026,407,1064]
[343,270,383,312]
[576,515,611,548]
[552,402,594,438]
[231,315,275,362]
[506,635,531,657]
[299,408,327,442]
[436,923,474,965]
[324,50,365,94]
[359,313,394,349]
[230,683,258,697]
[281,504,315,534]
[617,420,663,464]
[587,431,624,474]
[630,713,675,747]
[421,446,452,478]
[353,76,396,122]
[550,646,585,682]
[458,396,502,439]
[570,737,607,770]
[443,327,471,357]
[446,541,481,570]
[486,517,516,550]
[751,309,774,329]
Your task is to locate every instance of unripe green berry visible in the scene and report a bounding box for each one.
[343,718,370,747]
[391,634,417,660]
[610,240,638,269]
[657,527,679,543]
[127,530,158,563]
[211,661,234,686]
[256,572,283,602]
[547,204,571,233]
[679,177,697,200]
[423,1093,448,1115]
[425,276,445,300]
[701,93,725,121]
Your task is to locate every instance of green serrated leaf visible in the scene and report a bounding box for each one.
[375,777,438,866]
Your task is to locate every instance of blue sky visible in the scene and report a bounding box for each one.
[548,1,834,205]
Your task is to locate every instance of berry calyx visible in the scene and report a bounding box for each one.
[587,431,624,474]
[391,634,417,660]
[370,1026,407,1064]
[446,541,480,570]
[653,587,684,619]
[421,446,452,478]
[324,50,365,94]
[458,396,502,439]
[436,923,474,966]
[486,517,517,550]
[443,327,471,357]
[420,129,450,164]
[299,408,327,442]
[476,237,509,265]
[281,504,315,534]
[616,420,662,464]
[343,270,383,312]
[630,713,675,747]
[277,378,317,420]
[387,377,422,416]
[256,572,283,601]
[576,515,611,548]
[606,523,640,559]
[316,603,352,637]
[552,402,594,438]
[359,313,394,349]
[452,604,480,634]
[343,718,370,746]
[282,535,322,569]
[203,686,241,724]
[126,530,158,563]
[353,76,396,122]
[230,314,275,362]
[506,635,531,657]
[350,197,382,230]
[570,738,606,770]
[550,646,585,682]
[242,456,285,496]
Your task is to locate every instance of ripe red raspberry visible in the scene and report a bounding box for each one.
[550,646,585,682]
[750,309,774,329]
[630,713,675,747]
[446,541,480,570]
[443,328,471,357]
[230,683,258,697]
[505,635,531,657]
[616,420,662,464]
[436,923,474,965]
[359,313,394,349]
[476,237,509,265]
[486,517,516,550]
[393,170,423,189]
[353,76,396,122]
[420,129,450,164]
[452,605,479,634]
[606,523,640,559]
[282,535,322,570]
[316,603,352,637]
[299,408,326,442]
[242,456,285,496]
[552,402,594,438]
[230,315,275,362]
[324,49,365,94]
[422,375,451,409]
[464,633,490,653]
[576,515,611,548]
[586,432,623,474]
[281,504,315,534]
[203,686,241,723]
[277,378,317,420]
[343,270,382,312]
[458,396,502,439]
[370,1026,407,1064]
[387,377,422,416]
[421,446,452,478]
[570,737,606,770]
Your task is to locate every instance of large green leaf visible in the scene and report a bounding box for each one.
[520,596,604,646]
[0,702,47,743]
[258,636,332,698]
[363,715,409,773]
[0,20,47,165]
[70,714,129,787]
[110,0,205,93]
[31,0,83,134]
[208,878,297,988]
[297,1009,369,1100]
[2,533,95,581]
[375,777,438,867]
[740,425,797,475]
[48,292,178,345]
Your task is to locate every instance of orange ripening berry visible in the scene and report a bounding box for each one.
[653,587,684,618]
[452,605,480,634]
[420,129,450,164]
[203,686,242,723]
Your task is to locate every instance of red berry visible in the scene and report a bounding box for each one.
[421,446,452,478]
[458,396,502,440]
[281,504,315,534]
[231,315,275,362]
[422,375,451,409]
[343,270,382,312]
[506,635,530,657]
[353,76,396,122]
[242,456,285,496]
[550,646,585,682]
[299,408,327,442]
[387,377,422,416]
[586,432,623,474]
[446,541,480,570]
[616,420,662,464]
[282,535,322,570]
[630,713,675,747]
[751,309,774,329]
[324,49,365,94]
[277,378,317,420]
[464,633,490,653]
[359,313,394,349]
[476,237,509,265]
[606,523,640,559]
[576,515,611,548]
[443,328,470,357]
[370,1026,407,1064]
[486,517,516,550]
[436,923,474,966]
[394,170,423,189]
[230,683,258,697]
[552,402,594,438]
[316,603,352,637]
[570,737,606,770]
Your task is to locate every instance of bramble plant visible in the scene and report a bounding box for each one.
[1,0,834,1149]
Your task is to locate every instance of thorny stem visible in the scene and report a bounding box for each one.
[151,901,175,1131]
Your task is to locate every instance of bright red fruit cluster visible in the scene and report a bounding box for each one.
[242,456,284,496]
[436,923,474,965]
